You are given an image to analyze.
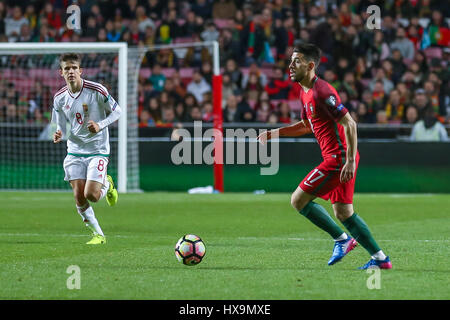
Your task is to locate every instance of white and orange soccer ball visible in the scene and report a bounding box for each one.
[175,234,206,266]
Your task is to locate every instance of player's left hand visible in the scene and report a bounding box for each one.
[340,160,355,183]
[87,120,100,133]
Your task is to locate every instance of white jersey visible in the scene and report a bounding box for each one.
[52,79,121,156]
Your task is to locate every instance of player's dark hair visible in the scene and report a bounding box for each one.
[59,53,82,68]
[293,43,321,69]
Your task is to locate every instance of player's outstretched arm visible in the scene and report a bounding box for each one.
[338,113,357,183]
[53,130,62,143]
[257,120,312,145]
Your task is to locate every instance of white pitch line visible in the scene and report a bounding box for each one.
[0,233,448,243]
[238,237,449,243]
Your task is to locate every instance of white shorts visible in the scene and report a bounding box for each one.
[63,155,109,184]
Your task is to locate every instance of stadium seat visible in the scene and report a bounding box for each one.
[424,47,443,60]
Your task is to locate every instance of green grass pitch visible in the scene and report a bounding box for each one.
[0,192,449,300]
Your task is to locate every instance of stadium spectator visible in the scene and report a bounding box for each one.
[389,49,408,84]
[147,96,162,125]
[24,4,38,30]
[187,69,211,104]
[201,100,214,122]
[201,20,220,43]
[371,80,387,113]
[146,0,164,21]
[183,93,198,112]
[5,5,29,42]
[163,78,182,105]
[105,20,121,42]
[376,110,389,124]
[224,58,243,88]
[200,60,213,85]
[369,68,394,95]
[221,72,237,108]
[136,5,156,34]
[277,101,294,124]
[18,23,32,42]
[223,94,239,122]
[96,28,107,41]
[390,27,415,61]
[148,63,166,92]
[265,66,289,100]
[191,0,212,20]
[187,105,203,122]
[413,88,431,119]
[241,62,267,89]
[366,30,390,68]
[244,72,264,102]
[410,107,448,141]
[340,72,363,101]
[43,2,62,31]
[4,103,17,122]
[139,109,152,127]
[84,15,99,39]
[212,0,237,20]
[404,105,419,124]
[182,10,201,37]
[95,59,115,89]
[159,90,176,111]
[183,33,211,68]
[157,8,182,43]
[272,17,288,61]
[385,89,405,122]
[162,106,177,124]
[175,101,187,122]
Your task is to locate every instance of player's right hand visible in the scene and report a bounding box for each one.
[257,130,270,145]
[53,130,62,143]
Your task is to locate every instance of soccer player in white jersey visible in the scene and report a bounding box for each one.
[52,53,120,245]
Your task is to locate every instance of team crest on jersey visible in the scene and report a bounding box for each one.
[325,95,336,107]
[308,103,316,118]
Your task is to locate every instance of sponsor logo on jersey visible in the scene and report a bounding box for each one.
[337,103,344,111]
[82,103,88,113]
[65,105,70,109]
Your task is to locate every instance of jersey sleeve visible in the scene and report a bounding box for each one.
[95,84,122,130]
[51,95,67,136]
[318,82,348,122]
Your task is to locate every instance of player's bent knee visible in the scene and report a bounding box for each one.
[84,191,100,203]
[291,194,308,212]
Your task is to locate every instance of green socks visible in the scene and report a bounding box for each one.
[342,213,381,255]
[299,202,344,239]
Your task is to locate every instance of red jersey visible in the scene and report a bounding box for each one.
[300,76,349,160]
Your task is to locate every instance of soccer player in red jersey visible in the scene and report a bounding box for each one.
[258,44,392,269]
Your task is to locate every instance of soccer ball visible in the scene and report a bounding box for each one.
[175,234,206,266]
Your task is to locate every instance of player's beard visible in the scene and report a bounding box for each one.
[290,70,305,83]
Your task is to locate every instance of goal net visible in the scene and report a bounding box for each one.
[0,43,141,192]
[0,41,222,192]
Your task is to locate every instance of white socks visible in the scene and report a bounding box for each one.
[371,250,387,261]
[76,203,104,237]
[99,179,110,200]
[334,233,349,241]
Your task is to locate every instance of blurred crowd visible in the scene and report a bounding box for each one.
[0,0,449,140]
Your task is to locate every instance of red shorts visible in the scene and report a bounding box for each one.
[299,152,359,204]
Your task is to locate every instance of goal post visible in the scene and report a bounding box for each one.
[0,42,131,193]
[141,41,223,192]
